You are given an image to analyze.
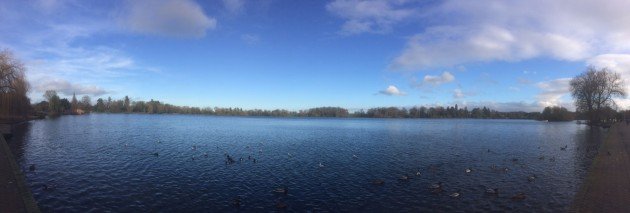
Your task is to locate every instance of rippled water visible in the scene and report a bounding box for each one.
[7,114,604,212]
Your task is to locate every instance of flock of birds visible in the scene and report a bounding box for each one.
[24,137,602,210]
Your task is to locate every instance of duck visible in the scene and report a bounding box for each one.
[449,190,461,198]
[29,164,36,172]
[528,175,536,182]
[561,145,568,150]
[511,192,526,200]
[399,175,410,181]
[203,152,209,158]
[153,152,159,157]
[538,156,545,160]
[371,179,385,186]
[274,187,288,195]
[465,168,472,173]
[485,188,499,195]
[428,182,442,189]
[42,184,56,191]
[318,162,325,168]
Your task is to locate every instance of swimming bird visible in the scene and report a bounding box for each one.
[511,192,526,200]
[318,162,325,168]
[428,182,442,189]
[449,190,461,198]
[485,188,499,195]
[274,187,288,195]
[399,175,410,181]
[29,164,36,172]
[538,156,545,160]
[528,175,536,182]
[560,145,567,151]
[203,152,208,158]
[371,179,385,186]
[352,154,358,159]
[465,168,472,173]
[226,155,236,164]
[153,152,159,157]
[42,184,56,191]
[416,171,421,176]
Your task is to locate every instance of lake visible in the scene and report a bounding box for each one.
[7,114,604,212]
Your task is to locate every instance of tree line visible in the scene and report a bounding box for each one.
[33,93,552,119]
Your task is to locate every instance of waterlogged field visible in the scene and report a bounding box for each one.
[8,114,603,212]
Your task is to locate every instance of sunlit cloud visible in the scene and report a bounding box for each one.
[377,0,630,71]
[379,85,405,96]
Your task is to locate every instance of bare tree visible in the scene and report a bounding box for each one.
[570,67,626,125]
[0,49,27,93]
[0,49,30,120]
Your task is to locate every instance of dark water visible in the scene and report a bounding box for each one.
[7,114,604,212]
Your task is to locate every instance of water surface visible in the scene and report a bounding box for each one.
[8,114,604,212]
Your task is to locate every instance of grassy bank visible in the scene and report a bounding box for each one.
[0,135,40,212]
[572,123,630,212]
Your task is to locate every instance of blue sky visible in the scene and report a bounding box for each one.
[1,0,630,111]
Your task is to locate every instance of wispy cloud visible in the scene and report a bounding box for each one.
[241,34,260,44]
[326,0,415,35]
[223,0,245,14]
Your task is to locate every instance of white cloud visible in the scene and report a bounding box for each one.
[386,0,630,71]
[34,78,108,96]
[326,0,415,35]
[535,78,572,108]
[123,0,217,38]
[423,71,455,86]
[223,0,245,14]
[379,85,405,96]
